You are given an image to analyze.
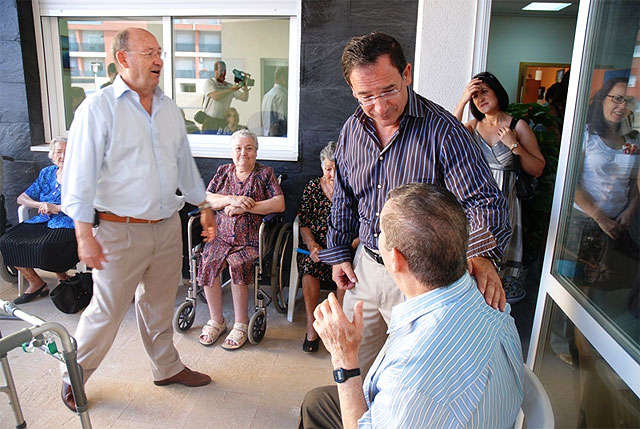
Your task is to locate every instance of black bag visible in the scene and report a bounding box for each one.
[50,272,93,314]
[510,118,538,200]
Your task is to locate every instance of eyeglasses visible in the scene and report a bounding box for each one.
[357,89,401,106]
[125,49,166,60]
[606,94,633,105]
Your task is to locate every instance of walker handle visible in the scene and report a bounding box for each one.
[0,328,33,355]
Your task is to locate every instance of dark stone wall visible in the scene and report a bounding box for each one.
[196,0,418,221]
[1,0,46,226]
[4,0,418,225]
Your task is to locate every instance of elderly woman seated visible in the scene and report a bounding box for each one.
[297,141,358,352]
[0,137,78,304]
[198,129,285,350]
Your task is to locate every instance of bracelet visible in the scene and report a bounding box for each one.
[510,143,519,151]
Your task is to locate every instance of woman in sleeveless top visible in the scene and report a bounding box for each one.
[454,72,545,304]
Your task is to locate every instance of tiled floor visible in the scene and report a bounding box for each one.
[0,261,550,429]
[0,272,334,429]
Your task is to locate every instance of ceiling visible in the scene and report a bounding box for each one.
[492,0,579,17]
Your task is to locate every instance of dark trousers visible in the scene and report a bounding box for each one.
[299,385,343,429]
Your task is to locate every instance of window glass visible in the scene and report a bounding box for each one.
[58,18,164,128]
[538,301,639,427]
[173,17,289,137]
[553,0,639,359]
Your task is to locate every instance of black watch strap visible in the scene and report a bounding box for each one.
[333,367,361,383]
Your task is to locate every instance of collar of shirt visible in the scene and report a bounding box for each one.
[112,74,165,103]
[353,86,427,126]
[387,272,475,334]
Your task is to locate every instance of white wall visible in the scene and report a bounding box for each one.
[487,15,576,102]
[414,0,480,111]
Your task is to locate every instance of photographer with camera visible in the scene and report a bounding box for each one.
[200,60,250,132]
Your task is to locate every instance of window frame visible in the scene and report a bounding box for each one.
[31,0,301,161]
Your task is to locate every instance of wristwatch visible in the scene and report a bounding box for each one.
[333,368,361,383]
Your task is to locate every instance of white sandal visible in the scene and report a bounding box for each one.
[221,323,248,350]
[199,319,227,346]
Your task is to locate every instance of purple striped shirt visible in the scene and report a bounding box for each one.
[323,87,511,264]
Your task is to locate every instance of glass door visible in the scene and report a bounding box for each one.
[529,0,640,427]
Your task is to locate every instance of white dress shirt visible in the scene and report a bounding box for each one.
[62,75,206,223]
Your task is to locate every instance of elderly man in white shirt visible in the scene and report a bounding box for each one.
[61,27,216,412]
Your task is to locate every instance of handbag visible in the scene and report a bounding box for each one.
[510,118,538,200]
[50,272,93,314]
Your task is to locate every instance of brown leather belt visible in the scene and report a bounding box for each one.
[97,212,162,224]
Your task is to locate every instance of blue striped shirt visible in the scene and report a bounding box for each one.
[323,87,510,264]
[359,273,524,428]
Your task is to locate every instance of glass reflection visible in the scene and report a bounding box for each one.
[539,301,640,428]
[555,1,639,356]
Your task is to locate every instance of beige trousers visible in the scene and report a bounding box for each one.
[62,212,184,383]
[342,244,404,378]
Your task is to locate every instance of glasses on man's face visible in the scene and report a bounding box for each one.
[357,89,401,106]
[125,49,166,60]
[606,94,633,105]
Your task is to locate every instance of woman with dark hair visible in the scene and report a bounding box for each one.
[454,72,545,303]
[567,77,639,289]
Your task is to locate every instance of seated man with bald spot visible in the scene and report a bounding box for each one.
[300,183,524,429]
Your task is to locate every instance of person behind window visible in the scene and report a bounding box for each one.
[216,107,247,135]
[0,137,77,304]
[297,141,358,353]
[453,72,546,304]
[198,129,285,350]
[201,60,250,131]
[261,66,288,136]
[568,77,639,291]
[70,86,86,113]
[299,183,524,428]
[100,62,118,89]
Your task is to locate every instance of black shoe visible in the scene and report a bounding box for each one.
[302,335,319,353]
[14,283,48,305]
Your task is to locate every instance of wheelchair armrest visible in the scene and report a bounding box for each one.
[18,205,37,223]
[263,213,281,224]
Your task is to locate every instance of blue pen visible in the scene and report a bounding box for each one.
[295,248,310,255]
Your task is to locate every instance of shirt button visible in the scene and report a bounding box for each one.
[379,156,383,161]
[375,212,379,217]
[377,184,382,189]
[373,233,378,238]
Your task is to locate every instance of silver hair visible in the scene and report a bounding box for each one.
[48,136,68,160]
[230,129,259,150]
[111,28,130,65]
[320,141,336,166]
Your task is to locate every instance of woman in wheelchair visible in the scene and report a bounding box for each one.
[198,130,285,350]
[0,137,77,304]
[297,141,358,353]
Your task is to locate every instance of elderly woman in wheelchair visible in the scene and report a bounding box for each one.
[198,129,285,350]
[0,137,77,304]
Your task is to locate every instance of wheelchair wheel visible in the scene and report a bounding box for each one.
[271,222,292,314]
[248,308,267,344]
[173,300,196,333]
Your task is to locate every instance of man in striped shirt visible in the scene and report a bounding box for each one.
[301,183,524,428]
[321,32,511,376]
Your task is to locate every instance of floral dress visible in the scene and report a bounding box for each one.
[197,163,283,286]
[297,177,333,282]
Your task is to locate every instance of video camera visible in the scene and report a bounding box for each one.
[232,69,255,88]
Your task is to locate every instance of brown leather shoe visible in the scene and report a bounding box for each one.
[61,382,77,412]
[153,367,211,387]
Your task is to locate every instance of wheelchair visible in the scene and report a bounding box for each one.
[172,205,293,344]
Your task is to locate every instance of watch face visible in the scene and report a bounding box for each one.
[333,369,345,383]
